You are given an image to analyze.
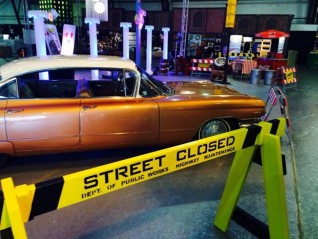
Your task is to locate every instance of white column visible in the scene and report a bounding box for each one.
[120,22,132,60]
[162,27,170,60]
[28,10,48,80]
[145,25,154,75]
[28,10,47,57]
[85,17,100,80]
[85,17,100,57]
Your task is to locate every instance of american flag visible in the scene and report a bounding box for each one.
[268,87,278,106]
[261,87,278,121]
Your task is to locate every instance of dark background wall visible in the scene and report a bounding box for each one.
[288,31,317,65]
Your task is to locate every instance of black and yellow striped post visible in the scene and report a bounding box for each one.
[214,118,289,239]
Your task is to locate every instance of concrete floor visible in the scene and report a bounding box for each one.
[0,57,317,238]
[284,67,318,239]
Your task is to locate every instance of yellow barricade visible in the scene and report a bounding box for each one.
[0,118,288,239]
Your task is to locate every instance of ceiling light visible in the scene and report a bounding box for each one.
[94,2,105,14]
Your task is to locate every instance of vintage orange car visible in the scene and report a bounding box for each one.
[0,55,265,166]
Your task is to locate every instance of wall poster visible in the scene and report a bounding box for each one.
[44,24,61,55]
[187,34,202,57]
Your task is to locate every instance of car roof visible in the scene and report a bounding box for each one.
[0,55,137,81]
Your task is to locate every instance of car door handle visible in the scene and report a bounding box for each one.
[83,105,97,111]
[6,109,24,114]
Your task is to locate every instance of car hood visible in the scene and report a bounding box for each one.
[166,80,248,96]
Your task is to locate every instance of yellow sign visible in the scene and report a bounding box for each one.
[0,125,261,225]
[284,68,294,83]
[59,128,250,207]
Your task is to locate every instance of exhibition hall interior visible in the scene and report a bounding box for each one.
[0,0,318,238]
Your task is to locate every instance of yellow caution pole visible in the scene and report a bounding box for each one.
[1,178,27,239]
[213,145,256,231]
[262,133,289,239]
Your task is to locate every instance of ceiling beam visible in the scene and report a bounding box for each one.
[10,0,22,25]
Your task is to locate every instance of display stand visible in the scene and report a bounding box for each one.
[158,59,169,75]
[210,64,225,81]
[260,39,271,57]
[257,58,288,71]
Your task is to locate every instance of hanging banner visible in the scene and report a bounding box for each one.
[225,0,237,28]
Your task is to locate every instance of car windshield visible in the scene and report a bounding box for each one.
[137,66,174,96]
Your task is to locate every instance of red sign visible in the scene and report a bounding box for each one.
[255,29,290,38]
